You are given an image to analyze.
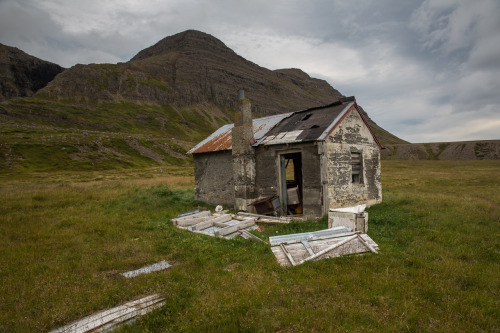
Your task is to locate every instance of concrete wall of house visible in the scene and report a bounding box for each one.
[193,150,234,206]
[254,142,323,218]
[325,108,382,208]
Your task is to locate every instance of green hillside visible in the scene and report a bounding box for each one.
[0,97,233,173]
[1,94,409,173]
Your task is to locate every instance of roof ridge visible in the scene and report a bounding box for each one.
[292,96,355,114]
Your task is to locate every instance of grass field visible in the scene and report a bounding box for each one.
[0,161,499,332]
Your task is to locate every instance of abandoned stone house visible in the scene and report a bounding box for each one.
[188,92,382,218]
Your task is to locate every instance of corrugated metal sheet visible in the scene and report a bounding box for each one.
[188,113,292,154]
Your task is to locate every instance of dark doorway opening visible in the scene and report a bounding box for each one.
[280,152,303,215]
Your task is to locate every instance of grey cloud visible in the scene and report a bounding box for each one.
[0,0,499,141]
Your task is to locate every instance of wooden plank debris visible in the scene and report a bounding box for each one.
[301,240,315,256]
[270,230,379,266]
[171,211,211,226]
[188,214,232,231]
[121,260,171,279]
[356,232,378,254]
[268,226,351,246]
[280,243,297,266]
[214,218,256,237]
[49,294,165,333]
[298,234,358,265]
[237,212,292,224]
[237,230,266,243]
[172,212,259,239]
[176,209,201,218]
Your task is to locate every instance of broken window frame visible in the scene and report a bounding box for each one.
[351,152,363,184]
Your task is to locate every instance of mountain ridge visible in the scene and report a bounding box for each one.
[40,30,346,117]
[0,43,64,102]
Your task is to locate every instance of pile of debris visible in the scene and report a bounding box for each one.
[269,227,378,266]
[171,209,290,239]
[172,204,379,266]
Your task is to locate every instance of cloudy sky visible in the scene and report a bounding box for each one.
[1,0,499,143]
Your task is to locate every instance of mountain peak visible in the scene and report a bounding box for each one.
[0,43,64,101]
[130,30,234,62]
[39,29,344,115]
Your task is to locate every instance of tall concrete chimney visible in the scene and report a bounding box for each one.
[232,90,257,211]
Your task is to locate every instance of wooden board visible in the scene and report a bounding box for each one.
[175,215,212,227]
[49,294,165,333]
[214,218,256,237]
[171,211,211,226]
[268,226,351,246]
[270,233,378,266]
[237,230,266,243]
[175,213,258,239]
[188,214,232,231]
[237,212,291,224]
[121,260,171,278]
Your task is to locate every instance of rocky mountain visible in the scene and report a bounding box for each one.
[0,43,64,102]
[39,30,343,116]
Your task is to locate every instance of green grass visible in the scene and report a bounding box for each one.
[0,135,192,173]
[2,98,220,139]
[0,97,228,173]
[140,77,169,92]
[0,161,499,332]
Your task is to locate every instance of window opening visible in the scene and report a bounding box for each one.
[351,152,362,184]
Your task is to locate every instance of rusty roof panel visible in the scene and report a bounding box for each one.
[188,126,233,154]
[188,113,292,154]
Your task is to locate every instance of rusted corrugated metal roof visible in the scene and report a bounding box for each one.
[187,113,292,154]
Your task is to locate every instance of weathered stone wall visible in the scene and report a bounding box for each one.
[326,108,382,208]
[193,151,234,205]
[254,143,323,218]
